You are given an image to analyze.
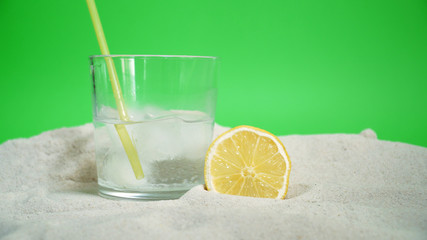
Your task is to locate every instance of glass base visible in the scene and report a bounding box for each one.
[98,185,189,200]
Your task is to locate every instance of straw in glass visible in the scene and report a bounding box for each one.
[86,0,144,179]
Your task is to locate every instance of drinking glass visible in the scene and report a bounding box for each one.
[90,55,218,200]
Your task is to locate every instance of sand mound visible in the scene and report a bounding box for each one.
[1,124,426,239]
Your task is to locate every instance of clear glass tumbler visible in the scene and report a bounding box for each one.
[90,55,218,200]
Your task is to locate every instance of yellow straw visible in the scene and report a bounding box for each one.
[86,0,144,179]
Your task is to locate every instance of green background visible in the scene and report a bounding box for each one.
[1,0,426,147]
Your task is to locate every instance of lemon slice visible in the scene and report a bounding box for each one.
[204,125,291,199]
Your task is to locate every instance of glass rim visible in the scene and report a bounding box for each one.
[89,54,218,59]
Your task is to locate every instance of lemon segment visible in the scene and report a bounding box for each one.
[204,125,291,199]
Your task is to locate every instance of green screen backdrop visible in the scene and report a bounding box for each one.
[1,0,426,147]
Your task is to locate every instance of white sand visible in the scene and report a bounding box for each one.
[0,124,426,239]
